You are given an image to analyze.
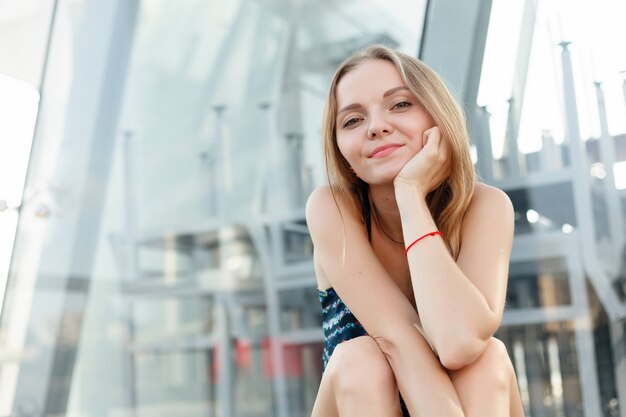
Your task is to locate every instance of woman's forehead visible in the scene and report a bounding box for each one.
[336,59,405,106]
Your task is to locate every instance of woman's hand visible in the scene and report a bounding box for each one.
[393,126,451,197]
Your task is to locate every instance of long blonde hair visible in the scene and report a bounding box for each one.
[322,44,475,260]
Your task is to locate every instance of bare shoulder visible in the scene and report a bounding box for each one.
[306,185,371,290]
[305,185,334,222]
[468,182,513,215]
[305,185,359,231]
[462,182,514,238]
[306,186,356,290]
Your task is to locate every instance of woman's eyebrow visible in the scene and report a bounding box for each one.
[337,86,410,117]
[382,86,409,97]
[337,103,362,117]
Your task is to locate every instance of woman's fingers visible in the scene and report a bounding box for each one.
[425,127,450,191]
[423,127,439,148]
[395,126,450,195]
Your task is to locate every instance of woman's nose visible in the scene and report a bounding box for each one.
[366,111,393,139]
[367,120,393,139]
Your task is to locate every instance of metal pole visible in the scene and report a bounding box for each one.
[259,103,289,417]
[215,290,234,417]
[121,130,138,416]
[212,105,227,219]
[594,82,624,270]
[595,80,626,417]
[540,130,562,172]
[504,98,522,177]
[474,106,493,182]
[559,41,604,417]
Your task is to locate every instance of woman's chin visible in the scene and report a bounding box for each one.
[362,169,403,186]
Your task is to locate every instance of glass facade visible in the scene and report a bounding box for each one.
[0,0,625,416]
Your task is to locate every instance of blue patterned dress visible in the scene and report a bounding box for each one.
[318,286,411,417]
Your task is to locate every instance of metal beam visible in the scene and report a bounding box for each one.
[419,0,492,109]
[3,0,139,415]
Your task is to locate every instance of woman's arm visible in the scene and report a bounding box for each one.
[306,186,465,416]
[395,181,515,370]
[391,126,515,370]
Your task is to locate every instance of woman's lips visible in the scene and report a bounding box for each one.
[371,145,402,158]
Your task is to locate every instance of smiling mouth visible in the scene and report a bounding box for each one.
[370,145,402,158]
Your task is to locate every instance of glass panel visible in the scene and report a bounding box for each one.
[134,350,216,417]
[480,1,626,414]
[281,220,313,265]
[234,337,275,416]
[498,322,583,417]
[279,287,321,332]
[285,342,325,417]
[0,0,55,87]
[589,289,623,417]
[507,258,572,309]
[0,1,427,416]
[132,296,215,344]
[0,211,18,311]
[0,0,91,414]
[0,49,41,314]
[507,183,577,236]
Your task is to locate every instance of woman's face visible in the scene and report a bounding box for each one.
[335,59,436,185]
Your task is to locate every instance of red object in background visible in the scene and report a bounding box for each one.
[235,338,252,371]
[211,345,219,384]
[213,339,252,382]
[261,336,302,379]
[210,337,302,382]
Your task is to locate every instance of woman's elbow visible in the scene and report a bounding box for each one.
[437,336,491,371]
[439,316,500,370]
[439,350,472,371]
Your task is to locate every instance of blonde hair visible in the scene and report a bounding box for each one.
[321,44,475,260]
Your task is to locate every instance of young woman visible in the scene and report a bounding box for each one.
[306,45,525,417]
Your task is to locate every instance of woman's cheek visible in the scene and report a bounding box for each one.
[337,139,358,165]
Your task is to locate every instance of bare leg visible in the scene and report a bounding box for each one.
[311,336,402,417]
[509,370,525,417]
[448,337,525,417]
[310,364,340,417]
[312,336,525,417]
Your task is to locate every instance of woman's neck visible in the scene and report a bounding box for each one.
[368,184,404,243]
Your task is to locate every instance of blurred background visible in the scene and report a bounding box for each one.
[0,0,625,416]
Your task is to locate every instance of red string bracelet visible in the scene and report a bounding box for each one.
[404,231,444,256]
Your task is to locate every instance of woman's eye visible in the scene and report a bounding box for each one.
[392,101,411,110]
[343,118,360,128]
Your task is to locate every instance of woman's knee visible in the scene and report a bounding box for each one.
[328,336,397,395]
[450,337,513,390]
[475,337,514,388]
